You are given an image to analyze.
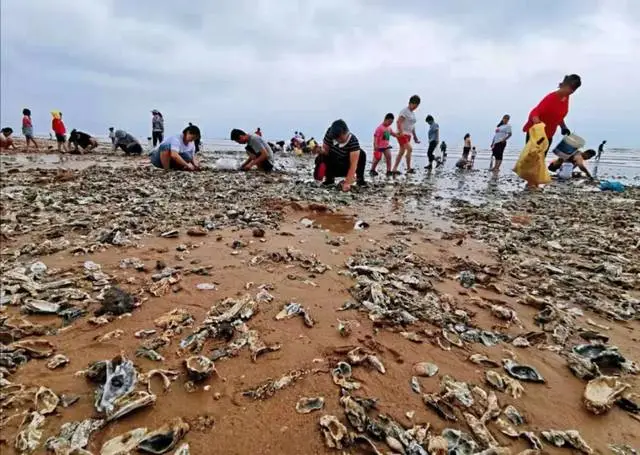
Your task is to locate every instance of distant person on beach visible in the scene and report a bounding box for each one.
[230,128,274,172]
[108,127,116,145]
[370,113,396,176]
[440,141,447,158]
[597,140,606,160]
[113,130,143,155]
[314,119,366,191]
[51,111,69,153]
[68,129,98,154]
[151,110,164,146]
[21,108,39,151]
[523,74,581,153]
[490,114,512,172]
[471,147,477,164]
[463,133,472,159]
[0,127,17,150]
[255,127,262,137]
[150,124,201,171]
[391,95,421,175]
[425,115,439,170]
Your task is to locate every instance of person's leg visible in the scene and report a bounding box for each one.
[159,150,172,169]
[392,144,405,173]
[152,132,158,146]
[356,150,366,184]
[31,137,39,150]
[383,149,392,174]
[405,142,414,172]
[425,141,436,169]
[313,154,326,181]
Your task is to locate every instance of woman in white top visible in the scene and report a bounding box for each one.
[490,114,512,172]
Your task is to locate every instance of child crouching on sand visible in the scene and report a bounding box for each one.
[230,128,275,172]
[150,124,201,171]
[370,113,396,177]
[0,128,17,150]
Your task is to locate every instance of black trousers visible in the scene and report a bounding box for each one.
[152,131,163,146]
[315,150,366,183]
[427,140,438,163]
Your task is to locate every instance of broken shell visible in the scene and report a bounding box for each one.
[442,328,464,348]
[340,395,369,432]
[519,431,543,450]
[423,394,457,421]
[428,435,449,455]
[319,414,348,450]
[45,418,104,454]
[583,376,629,414]
[464,412,498,449]
[22,299,60,314]
[541,430,593,455]
[10,339,55,358]
[503,359,544,383]
[15,411,45,453]
[35,386,59,415]
[296,397,325,414]
[173,443,190,455]
[413,362,439,377]
[101,427,148,455]
[137,418,190,454]
[107,390,157,422]
[504,405,524,426]
[503,376,525,399]
[469,354,501,368]
[46,354,70,369]
[485,371,505,392]
[184,356,216,382]
[566,352,600,380]
[411,376,421,394]
[495,418,519,438]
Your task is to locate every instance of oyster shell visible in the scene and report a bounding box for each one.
[95,356,137,413]
[340,395,369,432]
[441,375,474,407]
[45,418,104,454]
[296,396,325,414]
[137,418,190,454]
[319,414,348,450]
[485,371,505,392]
[331,361,360,390]
[10,339,54,358]
[275,302,314,327]
[427,435,448,455]
[106,390,157,422]
[503,359,544,383]
[583,376,629,414]
[46,354,70,370]
[413,362,439,377]
[173,443,190,455]
[411,376,421,394]
[566,352,600,380]
[35,386,59,415]
[504,405,524,426]
[22,299,60,314]
[101,427,148,455]
[184,355,216,382]
[464,412,498,449]
[441,428,478,455]
[15,411,45,453]
[541,430,593,454]
[519,431,543,450]
[423,393,457,421]
[469,354,501,368]
[347,347,385,374]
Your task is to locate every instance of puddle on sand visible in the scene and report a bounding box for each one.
[304,212,356,233]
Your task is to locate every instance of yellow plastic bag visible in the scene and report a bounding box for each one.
[514,123,551,186]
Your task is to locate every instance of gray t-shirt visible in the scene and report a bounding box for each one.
[247,134,274,165]
[114,130,139,147]
[428,122,439,142]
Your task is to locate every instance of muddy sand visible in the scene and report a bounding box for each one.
[1,149,639,455]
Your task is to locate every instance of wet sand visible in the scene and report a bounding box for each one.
[1,150,638,454]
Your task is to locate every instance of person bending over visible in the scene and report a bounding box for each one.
[314,119,366,191]
[548,149,595,179]
[113,130,143,155]
[0,127,17,150]
[68,129,98,154]
[150,124,201,171]
[230,128,275,172]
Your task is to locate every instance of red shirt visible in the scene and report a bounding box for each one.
[523,91,569,139]
[52,118,66,135]
[22,116,32,128]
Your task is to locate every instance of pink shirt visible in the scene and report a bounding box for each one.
[22,116,32,128]
[374,124,392,150]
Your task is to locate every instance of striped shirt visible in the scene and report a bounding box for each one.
[323,128,361,161]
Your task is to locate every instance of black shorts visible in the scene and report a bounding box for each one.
[258,160,273,173]
[55,134,66,143]
[462,146,470,159]
[126,143,143,155]
[491,141,506,160]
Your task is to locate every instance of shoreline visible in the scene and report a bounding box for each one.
[0,153,638,454]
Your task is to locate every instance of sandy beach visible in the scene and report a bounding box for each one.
[1,143,639,455]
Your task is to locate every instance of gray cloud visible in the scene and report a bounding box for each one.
[1,0,639,147]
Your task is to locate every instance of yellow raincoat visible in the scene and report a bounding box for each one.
[514,123,551,186]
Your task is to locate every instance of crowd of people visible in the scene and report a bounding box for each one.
[0,73,608,189]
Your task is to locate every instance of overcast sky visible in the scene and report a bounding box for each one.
[1,0,639,148]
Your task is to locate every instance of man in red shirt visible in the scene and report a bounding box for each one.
[523,74,581,153]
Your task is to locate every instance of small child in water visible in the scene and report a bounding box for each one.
[370,113,397,176]
[108,127,115,145]
[22,108,39,151]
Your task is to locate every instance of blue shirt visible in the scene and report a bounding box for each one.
[428,122,439,142]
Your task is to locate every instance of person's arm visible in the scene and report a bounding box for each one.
[240,154,252,170]
[412,127,420,143]
[560,121,570,135]
[192,154,201,170]
[343,150,359,190]
[248,148,268,168]
[168,150,193,170]
[434,126,440,143]
[397,117,404,136]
